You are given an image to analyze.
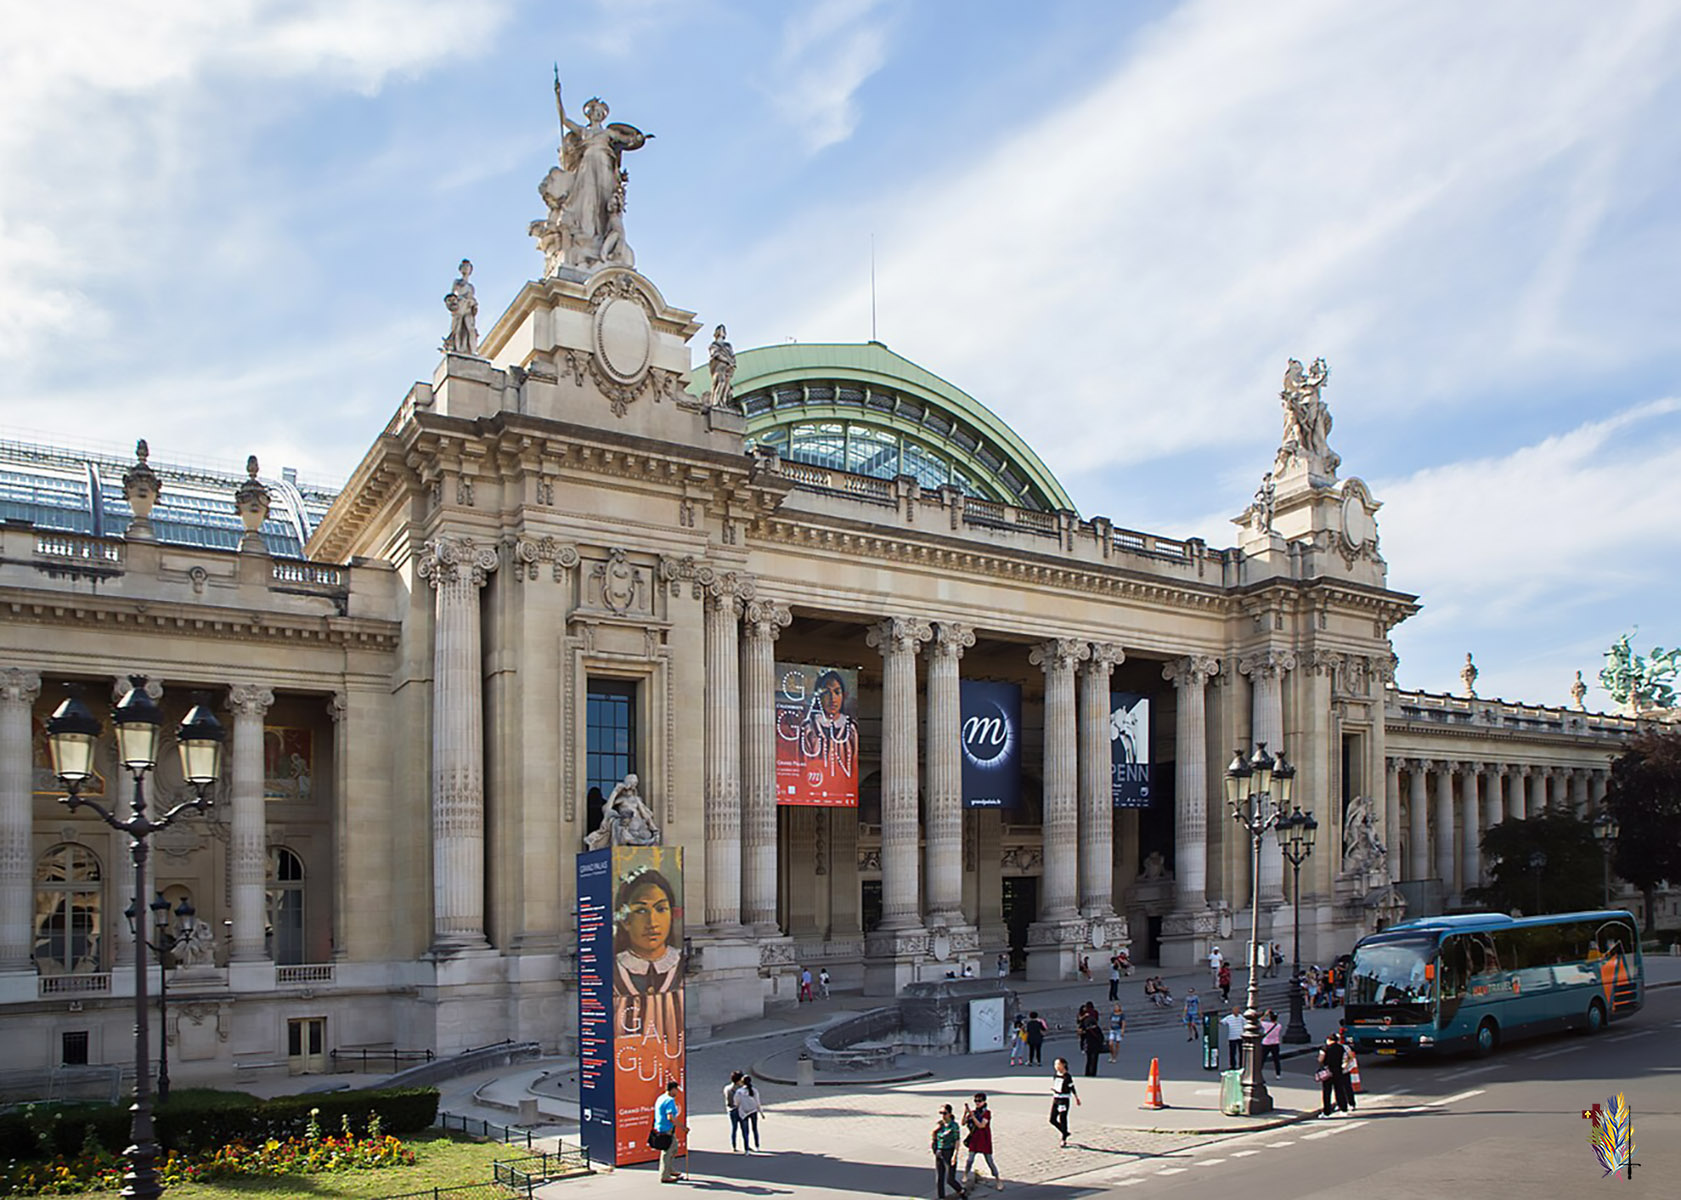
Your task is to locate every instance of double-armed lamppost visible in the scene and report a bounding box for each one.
[1276,805,1318,1044]
[129,893,197,1104]
[46,679,223,1200]
[1224,743,1295,1117]
[1592,812,1620,908]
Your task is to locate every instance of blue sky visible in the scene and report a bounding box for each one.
[3,0,1679,710]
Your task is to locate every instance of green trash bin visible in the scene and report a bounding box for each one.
[1202,1013,1220,1071]
[1220,1069,1244,1115]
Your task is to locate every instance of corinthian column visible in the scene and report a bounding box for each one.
[1434,764,1456,892]
[418,535,499,952]
[0,669,42,971]
[1164,656,1219,914]
[1079,644,1123,917]
[1508,767,1528,821]
[227,683,274,961]
[1239,650,1294,905]
[924,622,974,928]
[740,599,791,934]
[868,617,932,931]
[703,575,751,933]
[1407,762,1429,881]
[1460,765,1480,895]
[1032,638,1088,922]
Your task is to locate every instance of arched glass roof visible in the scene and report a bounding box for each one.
[0,435,336,558]
[695,342,1075,513]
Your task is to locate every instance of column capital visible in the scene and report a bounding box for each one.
[508,535,579,581]
[1030,637,1090,673]
[0,669,41,705]
[419,534,499,588]
[742,599,793,641]
[867,616,932,656]
[705,569,756,608]
[1085,641,1125,672]
[112,675,164,702]
[927,621,976,661]
[227,684,275,717]
[1238,648,1297,678]
[1163,654,1220,688]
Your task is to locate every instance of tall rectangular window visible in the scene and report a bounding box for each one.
[585,679,638,833]
[61,1031,89,1066]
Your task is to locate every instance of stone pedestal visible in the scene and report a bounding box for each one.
[1158,908,1220,968]
[864,928,931,996]
[1025,915,1126,982]
[691,935,768,1031]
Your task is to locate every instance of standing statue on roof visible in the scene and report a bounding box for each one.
[705,325,736,410]
[1275,357,1340,479]
[534,68,652,276]
[441,260,479,356]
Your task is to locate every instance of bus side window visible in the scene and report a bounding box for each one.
[1438,937,1468,1000]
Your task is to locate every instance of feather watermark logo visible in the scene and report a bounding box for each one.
[1581,1093,1637,1179]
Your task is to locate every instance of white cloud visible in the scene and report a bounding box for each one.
[1380,398,1681,704]
[770,0,893,152]
[724,0,1681,479]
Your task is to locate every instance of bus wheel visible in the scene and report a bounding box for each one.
[1474,1019,1498,1057]
[1584,999,1606,1035]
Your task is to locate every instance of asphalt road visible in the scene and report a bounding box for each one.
[1069,984,1680,1199]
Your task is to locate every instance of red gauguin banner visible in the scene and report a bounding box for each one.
[774,663,860,807]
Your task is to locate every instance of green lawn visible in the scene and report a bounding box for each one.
[37,1135,511,1200]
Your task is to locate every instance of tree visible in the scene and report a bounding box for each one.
[1607,728,1681,932]
[1465,811,1602,916]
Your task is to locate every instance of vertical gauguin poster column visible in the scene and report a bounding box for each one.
[576,850,615,1164]
[610,844,686,1165]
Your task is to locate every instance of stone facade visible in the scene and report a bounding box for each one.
[0,221,1654,1085]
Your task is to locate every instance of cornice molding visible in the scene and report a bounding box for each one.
[0,590,401,653]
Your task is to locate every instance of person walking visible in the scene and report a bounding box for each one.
[1182,987,1201,1041]
[724,1070,745,1152]
[1108,956,1123,1002]
[799,966,814,1002]
[1048,1058,1080,1147]
[1079,1010,1104,1078]
[1208,945,1224,990]
[1260,1009,1283,1078]
[1334,1031,1358,1112]
[1107,1003,1126,1064]
[1316,1034,1350,1117]
[932,1104,969,1198]
[1024,1010,1047,1066]
[1268,940,1284,978]
[1222,1006,1245,1070]
[1217,960,1232,1003]
[818,967,831,999]
[653,1080,682,1182]
[962,1092,1002,1191]
[734,1076,763,1150]
[1008,1015,1027,1067]
[996,952,1009,979]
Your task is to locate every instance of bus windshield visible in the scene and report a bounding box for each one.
[1350,936,1437,1005]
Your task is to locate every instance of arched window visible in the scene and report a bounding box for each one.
[267,847,305,965]
[34,844,102,974]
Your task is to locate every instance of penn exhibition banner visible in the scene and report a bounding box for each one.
[1110,691,1153,807]
[960,680,1021,808]
[577,845,686,1167]
[774,662,860,806]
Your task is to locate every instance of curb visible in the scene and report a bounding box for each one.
[749,1052,934,1088]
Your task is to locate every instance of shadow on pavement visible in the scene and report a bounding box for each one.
[665,1148,1113,1196]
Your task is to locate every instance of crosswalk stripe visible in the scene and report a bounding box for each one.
[1230,1149,1261,1157]
[1156,1166,1188,1175]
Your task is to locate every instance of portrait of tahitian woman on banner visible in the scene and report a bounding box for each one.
[611,849,684,1055]
[775,663,860,805]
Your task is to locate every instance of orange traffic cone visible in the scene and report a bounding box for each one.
[1347,1047,1364,1094]
[1141,1056,1166,1110]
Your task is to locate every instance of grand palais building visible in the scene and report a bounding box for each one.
[0,122,1649,1081]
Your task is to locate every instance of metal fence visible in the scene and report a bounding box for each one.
[330,1047,436,1074]
[493,1150,592,1191]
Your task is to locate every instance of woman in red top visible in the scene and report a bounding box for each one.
[962,1092,1000,1190]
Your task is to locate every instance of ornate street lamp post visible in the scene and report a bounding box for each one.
[1592,812,1620,908]
[1224,744,1295,1117]
[46,680,223,1200]
[131,893,197,1104]
[1276,805,1318,1045]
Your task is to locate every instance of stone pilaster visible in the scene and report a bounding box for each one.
[1459,765,1480,895]
[1164,656,1218,914]
[227,683,275,962]
[1239,650,1294,905]
[0,669,42,971]
[418,535,499,952]
[1568,770,1588,816]
[1407,761,1429,881]
[1481,766,1503,881]
[865,616,931,995]
[923,621,974,929]
[1434,763,1456,893]
[1385,758,1401,870]
[1509,767,1529,822]
[1078,643,1123,918]
[740,599,791,934]
[702,575,751,933]
[1590,771,1608,814]
[1026,637,1088,980]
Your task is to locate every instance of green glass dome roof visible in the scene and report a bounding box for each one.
[696,342,1075,513]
